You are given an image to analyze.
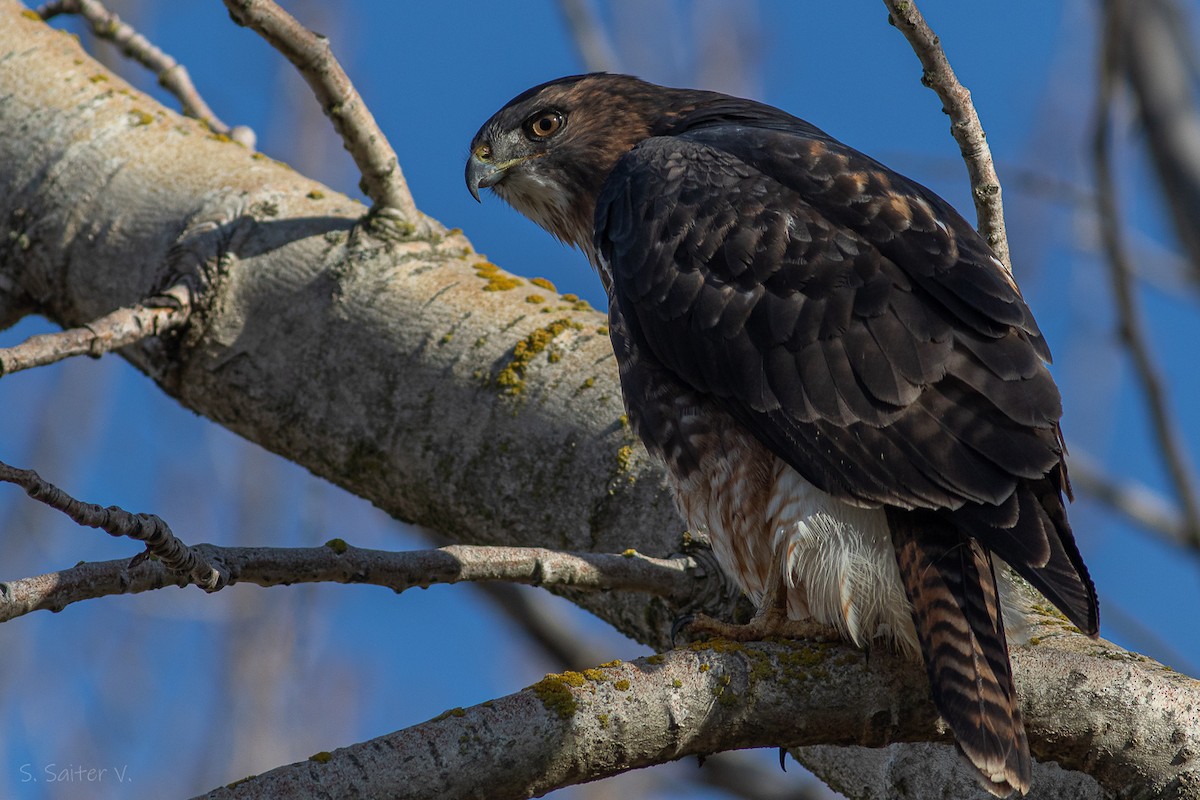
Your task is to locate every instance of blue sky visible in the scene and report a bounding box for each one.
[1,2,1197,798]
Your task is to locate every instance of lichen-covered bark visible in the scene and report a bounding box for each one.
[1,5,1197,799]
[198,631,1200,800]
[0,3,682,646]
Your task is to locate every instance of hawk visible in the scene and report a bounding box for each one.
[466,73,1098,796]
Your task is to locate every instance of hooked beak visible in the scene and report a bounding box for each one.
[466,152,506,203]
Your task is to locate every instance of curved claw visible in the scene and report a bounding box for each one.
[670,612,697,646]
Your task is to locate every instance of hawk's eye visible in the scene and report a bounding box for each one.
[525,111,564,140]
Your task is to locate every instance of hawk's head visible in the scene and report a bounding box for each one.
[466,73,712,260]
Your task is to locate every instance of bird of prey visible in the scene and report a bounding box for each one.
[466,73,1098,797]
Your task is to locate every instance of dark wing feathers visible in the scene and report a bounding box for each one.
[595,117,1099,627]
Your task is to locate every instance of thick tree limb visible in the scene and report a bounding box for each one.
[0,6,1193,797]
[221,0,426,229]
[882,0,1010,270]
[0,542,703,623]
[198,632,1198,800]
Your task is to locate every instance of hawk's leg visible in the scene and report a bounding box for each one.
[683,552,841,643]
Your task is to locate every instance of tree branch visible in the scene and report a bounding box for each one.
[221,0,427,231]
[556,0,619,73]
[0,541,705,624]
[35,0,254,147]
[0,458,220,590]
[882,0,1011,270]
[0,285,189,377]
[2,7,1194,797]
[197,632,1198,800]
[1094,0,1200,552]
[1068,451,1191,554]
[1111,0,1200,289]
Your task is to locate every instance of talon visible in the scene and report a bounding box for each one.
[670,612,696,646]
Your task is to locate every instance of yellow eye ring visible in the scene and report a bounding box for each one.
[525,111,564,139]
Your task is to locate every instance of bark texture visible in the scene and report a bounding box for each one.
[1,5,1197,799]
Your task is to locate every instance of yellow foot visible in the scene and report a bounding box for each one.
[684,610,841,643]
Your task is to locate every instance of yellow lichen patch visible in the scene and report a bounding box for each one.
[307,190,325,200]
[596,326,609,336]
[579,377,596,391]
[646,654,665,665]
[475,261,523,292]
[613,679,631,691]
[324,538,349,554]
[530,277,557,292]
[21,8,42,20]
[494,318,583,396]
[582,668,607,682]
[308,752,332,764]
[525,294,546,304]
[621,549,637,558]
[531,674,581,719]
[698,663,711,673]
[129,108,154,126]
[672,679,683,688]
[616,445,636,472]
[89,74,108,84]
[596,713,609,728]
[599,659,622,668]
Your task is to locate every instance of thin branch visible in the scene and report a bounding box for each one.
[1068,451,1190,553]
[0,286,190,377]
[221,0,428,232]
[1115,0,1200,288]
[1094,0,1200,552]
[556,0,620,73]
[882,0,1011,270]
[0,542,703,624]
[35,0,255,147]
[0,459,220,590]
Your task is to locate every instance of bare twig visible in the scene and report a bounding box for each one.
[0,459,220,590]
[1068,451,1190,553]
[0,542,702,624]
[1094,0,1200,552]
[1113,0,1200,288]
[0,286,190,377]
[36,0,255,147]
[221,0,428,232]
[556,0,619,73]
[882,0,1011,270]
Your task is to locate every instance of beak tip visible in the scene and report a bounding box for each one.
[466,153,505,204]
